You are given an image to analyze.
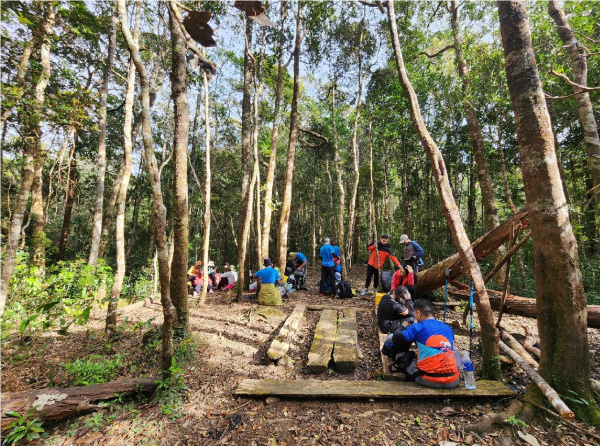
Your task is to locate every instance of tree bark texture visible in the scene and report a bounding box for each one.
[0,41,32,134]
[236,18,254,302]
[30,149,46,274]
[386,1,501,379]
[200,57,212,306]
[88,12,117,266]
[548,1,600,209]
[498,0,599,423]
[0,4,55,314]
[57,153,78,262]
[277,2,303,272]
[450,0,506,285]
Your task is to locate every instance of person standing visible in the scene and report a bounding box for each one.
[253,258,282,306]
[319,238,338,297]
[399,234,424,272]
[361,234,401,296]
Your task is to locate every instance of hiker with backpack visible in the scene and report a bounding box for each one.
[253,258,282,306]
[319,238,339,297]
[391,265,417,302]
[382,299,462,389]
[377,286,416,334]
[399,234,424,272]
[361,234,402,296]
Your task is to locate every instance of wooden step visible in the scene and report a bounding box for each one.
[307,309,337,373]
[267,305,307,361]
[333,309,358,373]
[236,379,514,398]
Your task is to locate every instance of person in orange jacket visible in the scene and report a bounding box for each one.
[361,234,402,296]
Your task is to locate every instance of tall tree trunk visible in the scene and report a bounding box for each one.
[277,2,303,271]
[386,1,501,379]
[120,0,175,371]
[383,154,390,235]
[105,53,136,334]
[30,150,45,275]
[98,161,125,258]
[167,1,189,344]
[467,154,477,233]
[0,42,33,134]
[261,2,288,263]
[325,160,337,243]
[311,180,317,264]
[189,90,202,200]
[235,18,255,302]
[253,31,265,262]
[401,129,411,233]
[125,187,142,264]
[0,4,55,314]
[89,12,117,265]
[548,1,600,212]
[451,0,506,284]
[498,0,600,424]
[199,52,212,306]
[331,82,348,280]
[546,99,571,206]
[352,194,360,264]
[57,151,78,262]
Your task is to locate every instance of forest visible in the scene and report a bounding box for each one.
[1,0,600,445]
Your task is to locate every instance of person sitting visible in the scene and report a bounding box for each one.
[287,251,308,289]
[391,265,416,301]
[377,286,416,334]
[187,260,213,296]
[253,258,283,306]
[384,298,461,389]
[217,262,238,290]
[207,260,220,288]
[361,234,402,296]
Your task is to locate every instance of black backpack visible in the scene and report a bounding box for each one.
[380,269,393,292]
[337,281,354,299]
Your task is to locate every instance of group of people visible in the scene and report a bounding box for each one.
[187,260,238,296]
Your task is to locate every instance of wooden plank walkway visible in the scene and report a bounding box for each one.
[333,309,358,373]
[236,379,514,399]
[307,309,337,373]
[267,305,307,361]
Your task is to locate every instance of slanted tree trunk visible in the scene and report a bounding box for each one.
[0,4,55,314]
[548,1,600,212]
[121,0,174,372]
[451,0,506,285]
[199,51,212,307]
[261,2,288,263]
[386,1,501,379]
[277,2,303,271]
[57,152,78,262]
[498,0,600,424]
[89,12,117,266]
[236,17,255,302]
[168,2,191,339]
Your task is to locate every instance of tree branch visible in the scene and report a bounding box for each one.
[551,69,600,92]
[419,44,454,58]
[298,127,328,142]
[358,1,386,13]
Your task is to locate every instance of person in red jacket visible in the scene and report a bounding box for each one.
[391,265,416,301]
[361,234,402,296]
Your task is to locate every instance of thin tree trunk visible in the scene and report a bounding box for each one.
[451,0,505,284]
[325,160,337,244]
[498,0,600,423]
[0,4,55,314]
[199,51,212,306]
[547,99,571,205]
[0,42,33,134]
[253,31,265,262]
[120,0,174,372]
[383,154,390,235]
[98,161,125,258]
[352,193,360,264]
[311,180,317,264]
[467,154,477,233]
[105,53,137,334]
[89,12,117,266]
[167,1,189,345]
[277,2,303,272]
[30,149,45,275]
[57,151,78,262]
[125,188,141,263]
[188,89,202,200]
[235,17,255,302]
[401,129,411,232]
[548,1,600,211]
[386,1,501,379]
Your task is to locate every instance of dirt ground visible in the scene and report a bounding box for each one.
[3,265,600,445]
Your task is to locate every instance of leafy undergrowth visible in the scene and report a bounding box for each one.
[2,266,600,445]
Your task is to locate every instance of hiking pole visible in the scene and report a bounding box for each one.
[443,268,452,322]
[469,280,474,355]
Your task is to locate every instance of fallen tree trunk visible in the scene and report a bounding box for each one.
[449,287,600,329]
[499,327,538,370]
[415,208,528,297]
[1,377,158,430]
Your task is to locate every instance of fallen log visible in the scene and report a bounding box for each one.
[449,288,600,329]
[415,207,528,298]
[523,326,541,360]
[1,377,158,430]
[499,328,538,370]
[499,340,574,420]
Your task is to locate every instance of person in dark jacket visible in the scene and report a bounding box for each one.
[361,234,401,296]
[377,286,415,333]
[399,234,424,272]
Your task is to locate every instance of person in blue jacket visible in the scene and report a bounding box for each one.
[399,234,424,272]
[319,238,338,297]
[287,251,308,273]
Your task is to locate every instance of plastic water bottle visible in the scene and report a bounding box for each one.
[461,351,477,390]
[384,333,394,349]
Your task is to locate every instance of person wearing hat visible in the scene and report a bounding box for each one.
[206,260,221,288]
[187,260,213,296]
[319,238,339,297]
[399,234,425,273]
[253,258,283,306]
[287,251,308,272]
[361,234,401,296]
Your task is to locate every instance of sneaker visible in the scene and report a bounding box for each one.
[192,291,198,297]
[319,293,323,297]
[360,288,369,296]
